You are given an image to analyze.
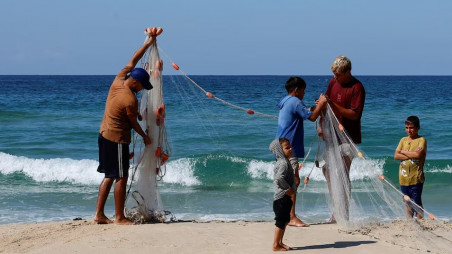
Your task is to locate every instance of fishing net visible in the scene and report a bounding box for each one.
[125,34,173,223]
[300,103,452,253]
[120,32,451,251]
[313,104,406,227]
[299,104,416,227]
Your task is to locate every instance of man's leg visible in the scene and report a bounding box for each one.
[94,177,114,224]
[114,177,134,225]
[343,155,352,221]
[322,167,336,223]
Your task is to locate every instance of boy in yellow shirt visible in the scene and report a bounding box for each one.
[394,116,427,219]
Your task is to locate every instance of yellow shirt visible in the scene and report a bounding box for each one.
[396,136,427,186]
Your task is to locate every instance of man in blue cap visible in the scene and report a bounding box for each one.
[94,34,155,225]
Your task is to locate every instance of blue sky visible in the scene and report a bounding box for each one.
[1,0,451,75]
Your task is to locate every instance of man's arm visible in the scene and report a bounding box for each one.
[128,114,151,146]
[328,101,360,120]
[327,82,365,121]
[124,35,156,72]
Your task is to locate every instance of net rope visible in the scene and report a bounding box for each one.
[158,46,278,119]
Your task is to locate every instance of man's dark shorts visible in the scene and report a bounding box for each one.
[273,195,292,229]
[97,134,129,178]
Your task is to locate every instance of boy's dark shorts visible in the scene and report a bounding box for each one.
[401,183,423,207]
[273,195,293,229]
[97,134,129,178]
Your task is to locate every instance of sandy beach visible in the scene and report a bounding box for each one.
[2,219,450,254]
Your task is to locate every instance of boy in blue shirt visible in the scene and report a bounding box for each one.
[276,76,327,227]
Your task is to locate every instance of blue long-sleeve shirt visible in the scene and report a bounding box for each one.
[276,95,312,158]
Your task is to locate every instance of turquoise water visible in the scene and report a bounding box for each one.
[0,75,451,224]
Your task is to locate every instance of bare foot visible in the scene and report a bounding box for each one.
[114,218,135,225]
[328,215,336,224]
[272,244,288,251]
[94,215,113,224]
[288,217,310,227]
[281,243,292,250]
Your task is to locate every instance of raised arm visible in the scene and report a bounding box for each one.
[124,35,156,71]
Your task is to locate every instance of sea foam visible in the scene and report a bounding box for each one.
[158,158,201,186]
[0,152,201,186]
[1,151,448,187]
[0,152,102,185]
[426,164,452,173]
[246,157,386,182]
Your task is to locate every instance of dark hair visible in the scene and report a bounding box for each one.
[279,137,290,145]
[405,116,420,128]
[285,76,306,93]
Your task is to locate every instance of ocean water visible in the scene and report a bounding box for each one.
[0,75,451,225]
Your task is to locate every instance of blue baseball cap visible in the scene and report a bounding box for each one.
[130,68,153,90]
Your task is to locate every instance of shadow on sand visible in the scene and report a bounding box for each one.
[291,240,377,251]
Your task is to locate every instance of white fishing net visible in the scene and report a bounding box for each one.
[125,34,172,223]
[301,104,452,253]
[316,104,413,227]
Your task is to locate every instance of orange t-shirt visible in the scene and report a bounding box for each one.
[99,67,138,144]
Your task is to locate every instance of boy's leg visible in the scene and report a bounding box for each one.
[114,176,134,225]
[401,185,414,219]
[273,197,291,251]
[288,157,309,227]
[273,226,287,251]
[405,203,414,218]
[288,193,310,226]
[94,177,114,224]
[411,183,424,219]
[416,212,423,220]
[279,223,292,250]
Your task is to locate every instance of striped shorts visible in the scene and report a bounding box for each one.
[97,134,129,178]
